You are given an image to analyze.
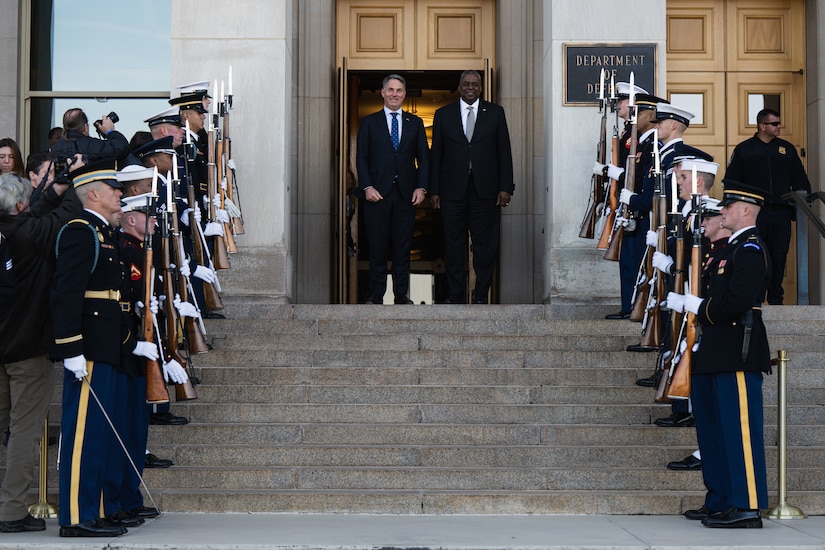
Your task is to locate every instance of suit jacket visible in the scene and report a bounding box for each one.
[356,109,429,200]
[694,228,771,375]
[430,100,514,200]
[51,211,129,367]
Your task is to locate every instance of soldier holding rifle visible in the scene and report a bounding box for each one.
[50,159,159,537]
[665,180,770,528]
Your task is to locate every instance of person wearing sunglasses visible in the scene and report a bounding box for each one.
[723,108,811,305]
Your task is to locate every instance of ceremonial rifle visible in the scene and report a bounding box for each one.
[596,83,620,250]
[159,182,199,401]
[655,183,686,403]
[140,176,170,405]
[603,72,638,261]
[207,104,231,270]
[637,146,667,348]
[182,136,224,311]
[221,89,245,237]
[579,68,607,239]
[666,190,702,400]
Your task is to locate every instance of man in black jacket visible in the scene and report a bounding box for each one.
[50,108,137,166]
[0,169,81,532]
[724,108,810,304]
[430,70,513,304]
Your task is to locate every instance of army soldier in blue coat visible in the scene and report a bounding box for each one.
[668,180,771,528]
[51,160,159,537]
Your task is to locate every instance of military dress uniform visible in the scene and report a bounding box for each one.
[51,162,129,535]
[690,183,771,527]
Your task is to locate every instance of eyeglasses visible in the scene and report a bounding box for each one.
[761,121,781,127]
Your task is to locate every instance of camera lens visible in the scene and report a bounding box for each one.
[108,112,120,124]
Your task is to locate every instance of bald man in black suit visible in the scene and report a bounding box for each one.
[356,74,429,304]
[430,70,514,304]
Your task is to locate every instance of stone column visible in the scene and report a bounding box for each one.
[497,0,542,304]
[542,0,666,303]
[0,0,19,137]
[171,0,293,300]
[808,0,824,304]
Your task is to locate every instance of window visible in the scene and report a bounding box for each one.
[25,0,171,153]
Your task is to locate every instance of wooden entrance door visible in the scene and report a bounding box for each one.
[667,0,807,303]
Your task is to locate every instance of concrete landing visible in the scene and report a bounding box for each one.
[1,512,822,549]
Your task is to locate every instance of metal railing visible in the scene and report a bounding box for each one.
[783,191,825,305]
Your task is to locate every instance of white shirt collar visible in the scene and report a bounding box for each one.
[460,98,480,110]
[84,208,110,226]
[729,226,756,242]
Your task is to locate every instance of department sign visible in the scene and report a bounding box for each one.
[563,43,657,106]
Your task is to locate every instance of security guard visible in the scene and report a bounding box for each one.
[667,180,771,528]
[51,159,159,537]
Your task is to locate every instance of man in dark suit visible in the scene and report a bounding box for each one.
[356,74,429,304]
[430,70,514,304]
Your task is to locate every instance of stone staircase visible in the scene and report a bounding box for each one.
[37,300,825,514]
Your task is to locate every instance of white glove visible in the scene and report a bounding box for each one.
[224,197,241,218]
[679,338,688,355]
[592,161,607,176]
[64,355,88,380]
[179,259,191,279]
[193,205,202,225]
[180,208,193,227]
[684,294,702,314]
[216,208,230,224]
[213,193,221,207]
[133,341,160,361]
[174,294,199,318]
[227,158,237,170]
[162,359,189,384]
[148,295,159,315]
[652,251,674,274]
[607,164,624,180]
[221,176,228,191]
[664,292,685,313]
[193,265,217,283]
[203,222,224,237]
[645,230,658,248]
[619,188,636,205]
[615,216,637,232]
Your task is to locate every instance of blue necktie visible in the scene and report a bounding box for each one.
[390,112,399,150]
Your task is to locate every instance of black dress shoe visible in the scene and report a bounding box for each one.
[635,375,656,388]
[654,412,695,427]
[128,506,160,518]
[105,510,145,527]
[204,311,226,319]
[60,518,126,537]
[364,294,383,304]
[626,344,658,352]
[684,505,716,520]
[144,453,174,468]
[443,297,463,304]
[472,299,486,304]
[394,297,414,304]
[149,412,188,425]
[668,455,702,471]
[702,508,762,528]
[605,311,631,320]
[0,513,46,532]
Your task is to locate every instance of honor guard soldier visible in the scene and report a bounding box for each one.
[51,159,159,537]
[610,94,664,319]
[144,107,186,149]
[667,180,771,528]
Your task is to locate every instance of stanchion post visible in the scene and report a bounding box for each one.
[767,349,806,519]
[28,417,57,519]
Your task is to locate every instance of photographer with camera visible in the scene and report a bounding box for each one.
[51,108,138,166]
[0,159,82,532]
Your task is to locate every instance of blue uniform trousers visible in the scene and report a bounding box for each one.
[59,361,116,526]
[103,372,148,515]
[618,228,644,314]
[691,371,768,511]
